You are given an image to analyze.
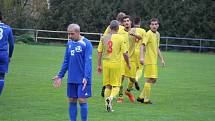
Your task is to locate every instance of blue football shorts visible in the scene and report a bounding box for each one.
[67,83,92,98]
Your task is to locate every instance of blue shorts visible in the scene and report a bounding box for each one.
[0,52,9,73]
[67,83,92,98]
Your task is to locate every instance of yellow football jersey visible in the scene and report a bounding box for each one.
[103,25,125,36]
[142,30,160,65]
[98,33,127,62]
[133,28,146,53]
[122,28,141,62]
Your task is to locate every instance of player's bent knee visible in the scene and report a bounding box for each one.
[68,98,77,102]
[78,98,87,103]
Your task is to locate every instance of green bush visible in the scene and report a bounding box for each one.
[15,34,35,44]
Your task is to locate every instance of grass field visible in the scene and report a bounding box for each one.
[0,44,215,121]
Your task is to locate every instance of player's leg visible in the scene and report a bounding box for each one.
[0,73,5,96]
[137,65,157,104]
[67,83,78,121]
[117,75,124,103]
[125,77,136,103]
[117,60,125,102]
[78,84,92,121]
[100,86,105,97]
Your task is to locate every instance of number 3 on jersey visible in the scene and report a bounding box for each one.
[0,28,3,40]
[107,40,113,53]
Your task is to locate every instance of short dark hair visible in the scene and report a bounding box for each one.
[134,16,141,25]
[123,15,131,21]
[150,18,159,24]
[0,11,2,21]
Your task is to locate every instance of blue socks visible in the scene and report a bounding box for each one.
[69,102,77,121]
[80,103,88,121]
[69,102,88,121]
[0,80,4,96]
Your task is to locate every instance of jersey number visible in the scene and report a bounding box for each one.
[107,40,113,53]
[0,28,3,40]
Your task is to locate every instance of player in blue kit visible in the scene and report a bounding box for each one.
[52,24,92,121]
[0,11,14,96]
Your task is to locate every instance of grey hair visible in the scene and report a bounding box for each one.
[109,20,119,30]
[67,24,80,32]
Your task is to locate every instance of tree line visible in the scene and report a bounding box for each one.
[1,0,215,39]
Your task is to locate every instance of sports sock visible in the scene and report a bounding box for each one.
[0,80,4,96]
[69,102,77,121]
[136,69,143,81]
[118,85,123,97]
[139,82,151,101]
[104,88,111,99]
[80,103,88,121]
[110,87,120,99]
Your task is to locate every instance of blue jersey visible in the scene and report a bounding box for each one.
[0,22,14,73]
[58,36,93,84]
[0,23,14,58]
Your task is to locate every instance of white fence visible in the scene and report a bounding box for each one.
[13,28,215,52]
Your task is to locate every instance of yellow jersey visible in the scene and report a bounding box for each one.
[142,30,160,65]
[103,25,125,36]
[121,28,141,62]
[98,33,127,63]
[133,28,146,53]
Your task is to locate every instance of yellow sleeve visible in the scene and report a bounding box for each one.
[143,31,150,46]
[97,37,103,52]
[156,31,160,47]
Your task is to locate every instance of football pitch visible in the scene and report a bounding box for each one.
[0,44,215,121]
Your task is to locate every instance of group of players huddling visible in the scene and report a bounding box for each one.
[98,12,165,112]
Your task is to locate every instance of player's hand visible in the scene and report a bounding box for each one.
[98,65,102,74]
[52,76,62,88]
[161,59,165,67]
[82,78,87,91]
[129,31,135,36]
[140,58,144,65]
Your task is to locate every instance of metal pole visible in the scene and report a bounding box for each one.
[199,39,202,53]
[165,38,168,51]
[35,30,38,43]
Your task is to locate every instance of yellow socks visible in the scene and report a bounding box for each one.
[110,87,120,99]
[136,69,143,81]
[104,88,111,99]
[139,82,151,102]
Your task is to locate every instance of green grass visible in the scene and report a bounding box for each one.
[0,44,215,121]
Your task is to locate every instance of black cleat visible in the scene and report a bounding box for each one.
[101,86,105,97]
[137,97,153,104]
[134,81,140,91]
[137,97,144,103]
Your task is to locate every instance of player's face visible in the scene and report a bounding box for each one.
[123,18,131,29]
[150,21,159,32]
[67,28,80,41]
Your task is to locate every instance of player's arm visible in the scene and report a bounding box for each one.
[121,37,130,69]
[140,44,145,65]
[123,52,130,70]
[97,38,103,74]
[8,28,14,61]
[84,40,93,82]
[52,43,69,88]
[158,48,165,67]
[129,31,142,41]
